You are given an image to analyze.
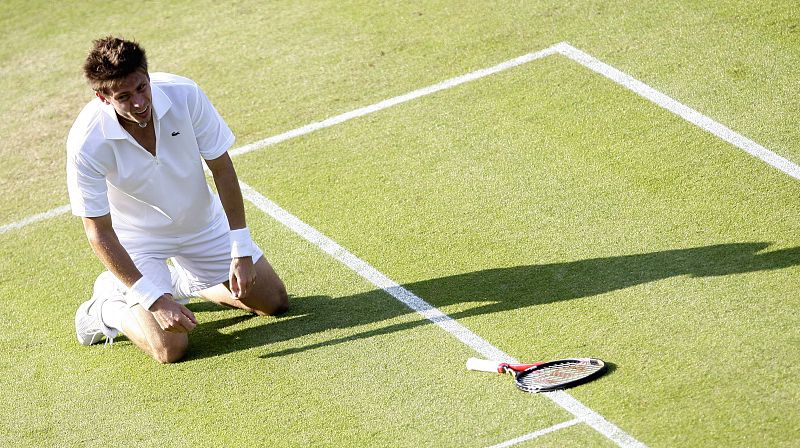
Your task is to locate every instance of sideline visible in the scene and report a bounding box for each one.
[553,42,800,180]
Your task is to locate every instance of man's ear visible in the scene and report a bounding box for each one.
[95,91,109,104]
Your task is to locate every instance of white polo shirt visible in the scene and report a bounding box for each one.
[66,72,235,241]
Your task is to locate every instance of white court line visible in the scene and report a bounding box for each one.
[486,419,581,448]
[3,41,797,234]
[228,45,560,158]
[239,182,647,448]
[0,45,559,236]
[0,204,71,234]
[552,42,800,181]
[5,41,792,444]
[5,41,793,444]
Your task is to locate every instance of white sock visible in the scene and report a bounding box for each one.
[92,266,195,332]
[100,298,128,331]
[93,271,127,332]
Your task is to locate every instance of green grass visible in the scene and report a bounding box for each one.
[2,1,799,447]
[237,52,800,446]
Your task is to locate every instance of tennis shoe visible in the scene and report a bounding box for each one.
[75,274,120,346]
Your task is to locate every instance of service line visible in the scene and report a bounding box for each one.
[0,45,559,235]
[486,419,581,448]
[3,42,795,234]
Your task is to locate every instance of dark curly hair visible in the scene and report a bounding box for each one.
[83,36,148,93]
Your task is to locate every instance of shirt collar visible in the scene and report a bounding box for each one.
[99,81,172,140]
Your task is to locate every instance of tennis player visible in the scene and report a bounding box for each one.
[67,36,288,363]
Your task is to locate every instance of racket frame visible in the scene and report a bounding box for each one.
[466,357,607,393]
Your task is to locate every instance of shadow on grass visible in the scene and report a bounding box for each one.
[182,242,800,361]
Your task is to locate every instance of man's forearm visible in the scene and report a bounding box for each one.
[208,152,247,231]
[82,215,168,310]
[85,221,142,288]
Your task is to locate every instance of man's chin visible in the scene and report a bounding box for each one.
[131,105,151,123]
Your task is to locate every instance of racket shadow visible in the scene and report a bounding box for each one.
[181,242,800,361]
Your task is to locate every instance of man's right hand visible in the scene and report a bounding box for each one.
[149,295,198,333]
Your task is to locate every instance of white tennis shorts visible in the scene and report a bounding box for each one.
[121,213,264,298]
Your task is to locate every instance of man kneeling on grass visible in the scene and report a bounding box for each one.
[67,36,288,363]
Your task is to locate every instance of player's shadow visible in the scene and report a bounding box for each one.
[183,242,800,361]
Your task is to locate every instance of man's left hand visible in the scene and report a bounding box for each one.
[230,256,256,299]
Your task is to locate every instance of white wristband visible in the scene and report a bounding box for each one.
[229,227,255,258]
[127,276,165,310]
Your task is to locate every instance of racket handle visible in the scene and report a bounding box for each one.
[466,357,503,373]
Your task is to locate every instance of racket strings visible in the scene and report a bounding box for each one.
[517,361,604,391]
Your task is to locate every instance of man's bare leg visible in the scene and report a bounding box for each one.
[78,257,287,363]
[120,301,189,364]
[198,257,288,316]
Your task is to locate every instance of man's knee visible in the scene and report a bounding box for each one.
[271,284,289,315]
[150,334,189,364]
[251,282,289,317]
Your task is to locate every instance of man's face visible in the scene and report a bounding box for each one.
[96,70,152,127]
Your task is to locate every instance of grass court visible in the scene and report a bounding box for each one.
[1,1,798,446]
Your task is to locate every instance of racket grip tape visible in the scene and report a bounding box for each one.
[466,357,504,373]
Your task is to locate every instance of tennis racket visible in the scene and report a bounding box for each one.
[466,357,607,393]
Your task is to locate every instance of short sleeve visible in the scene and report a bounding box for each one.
[189,85,235,160]
[66,151,110,217]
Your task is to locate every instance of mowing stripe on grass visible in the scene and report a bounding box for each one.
[3,42,796,235]
[553,42,800,180]
[238,181,648,448]
[487,419,581,448]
